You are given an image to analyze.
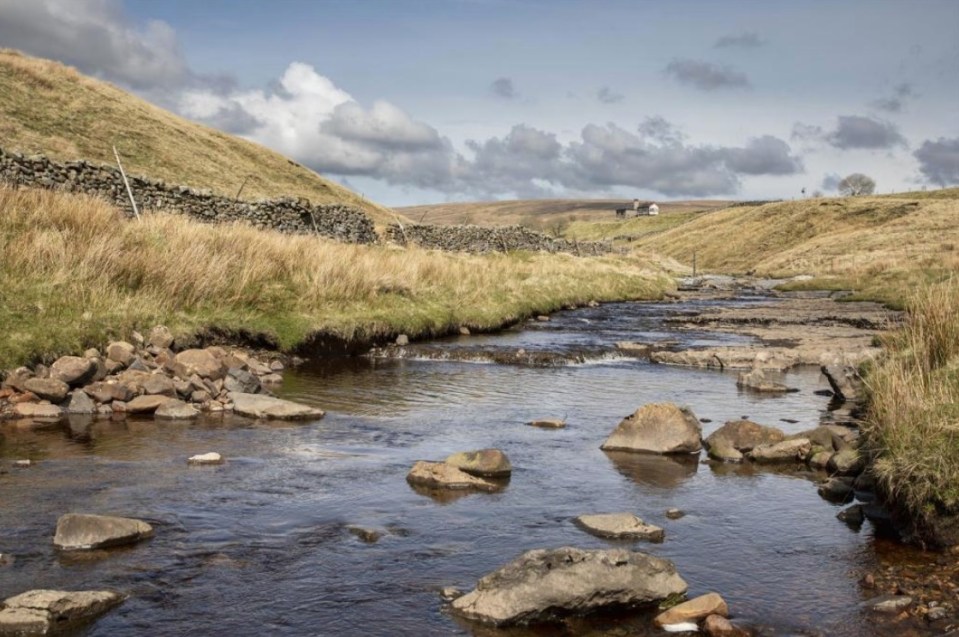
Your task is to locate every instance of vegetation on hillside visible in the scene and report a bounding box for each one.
[0,185,671,370]
[0,49,394,224]
[864,278,959,545]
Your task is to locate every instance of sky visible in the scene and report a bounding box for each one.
[0,0,957,206]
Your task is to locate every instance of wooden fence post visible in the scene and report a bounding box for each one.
[112,145,140,221]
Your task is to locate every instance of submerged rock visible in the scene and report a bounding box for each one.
[0,589,125,635]
[444,449,512,478]
[406,461,499,492]
[451,547,687,626]
[574,513,664,542]
[865,594,913,613]
[526,418,566,429]
[228,392,324,420]
[654,592,729,627]
[601,403,702,455]
[53,513,153,551]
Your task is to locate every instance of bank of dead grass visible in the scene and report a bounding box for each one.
[863,278,959,535]
[0,185,670,369]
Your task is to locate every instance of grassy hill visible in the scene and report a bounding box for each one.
[0,49,396,224]
[613,190,959,306]
[398,198,729,229]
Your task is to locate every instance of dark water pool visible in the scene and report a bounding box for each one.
[0,299,926,636]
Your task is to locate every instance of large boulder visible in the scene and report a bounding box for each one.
[0,589,125,635]
[705,419,784,453]
[53,513,153,550]
[171,349,226,381]
[13,403,62,421]
[141,374,176,397]
[406,461,499,491]
[654,592,729,627]
[22,378,69,403]
[228,392,324,420]
[50,356,97,387]
[601,403,702,455]
[444,449,512,478]
[574,513,664,542]
[451,547,687,626]
[66,390,97,415]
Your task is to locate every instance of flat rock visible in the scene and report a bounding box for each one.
[574,513,664,542]
[187,452,223,465]
[50,356,97,387]
[526,418,566,429]
[13,402,62,420]
[655,592,729,627]
[123,394,172,414]
[155,400,200,420]
[84,381,135,404]
[747,438,811,463]
[228,392,324,420]
[0,589,125,635]
[22,378,69,403]
[705,419,784,452]
[866,594,913,613]
[444,449,512,478]
[53,513,153,550]
[406,461,499,491]
[601,403,702,455]
[451,547,687,626]
[737,368,797,393]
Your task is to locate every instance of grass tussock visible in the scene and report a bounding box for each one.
[0,49,393,224]
[863,278,959,533]
[0,185,671,369]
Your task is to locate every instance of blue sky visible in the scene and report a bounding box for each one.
[1,0,957,205]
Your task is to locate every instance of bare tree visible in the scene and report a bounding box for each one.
[838,173,876,196]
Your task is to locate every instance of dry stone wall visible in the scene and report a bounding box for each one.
[0,147,376,244]
[385,223,612,256]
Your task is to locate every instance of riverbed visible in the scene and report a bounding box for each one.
[0,295,933,636]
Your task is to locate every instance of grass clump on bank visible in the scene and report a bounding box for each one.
[0,185,671,370]
[863,278,959,545]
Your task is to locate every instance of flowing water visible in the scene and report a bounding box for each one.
[0,297,929,636]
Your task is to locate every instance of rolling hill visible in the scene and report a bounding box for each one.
[0,49,396,224]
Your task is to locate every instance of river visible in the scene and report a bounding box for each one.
[0,295,927,636]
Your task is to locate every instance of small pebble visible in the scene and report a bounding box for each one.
[666,508,685,520]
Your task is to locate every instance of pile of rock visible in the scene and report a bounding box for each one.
[0,326,323,424]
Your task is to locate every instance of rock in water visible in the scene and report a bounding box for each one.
[746,438,811,463]
[155,400,200,420]
[451,547,687,626]
[187,452,223,465]
[703,613,750,637]
[53,513,153,550]
[654,592,729,627]
[821,362,864,403]
[601,403,702,454]
[574,513,664,542]
[444,449,512,478]
[66,390,97,415]
[705,419,785,452]
[737,368,797,393]
[0,589,125,635]
[526,419,566,429]
[406,461,499,491]
[228,392,325,420]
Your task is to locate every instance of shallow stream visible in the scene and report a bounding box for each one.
[0,296,928,636]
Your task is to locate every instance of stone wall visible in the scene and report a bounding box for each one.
[385,223,612,256]
[0,147,376,244]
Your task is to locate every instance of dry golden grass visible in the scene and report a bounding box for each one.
[0,49,396,224]
[398,198,728,229]
[0,185,671,369]
[624,193,959,307]
[863,278,959,540]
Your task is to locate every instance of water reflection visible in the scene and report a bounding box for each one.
[603,451,699,489]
